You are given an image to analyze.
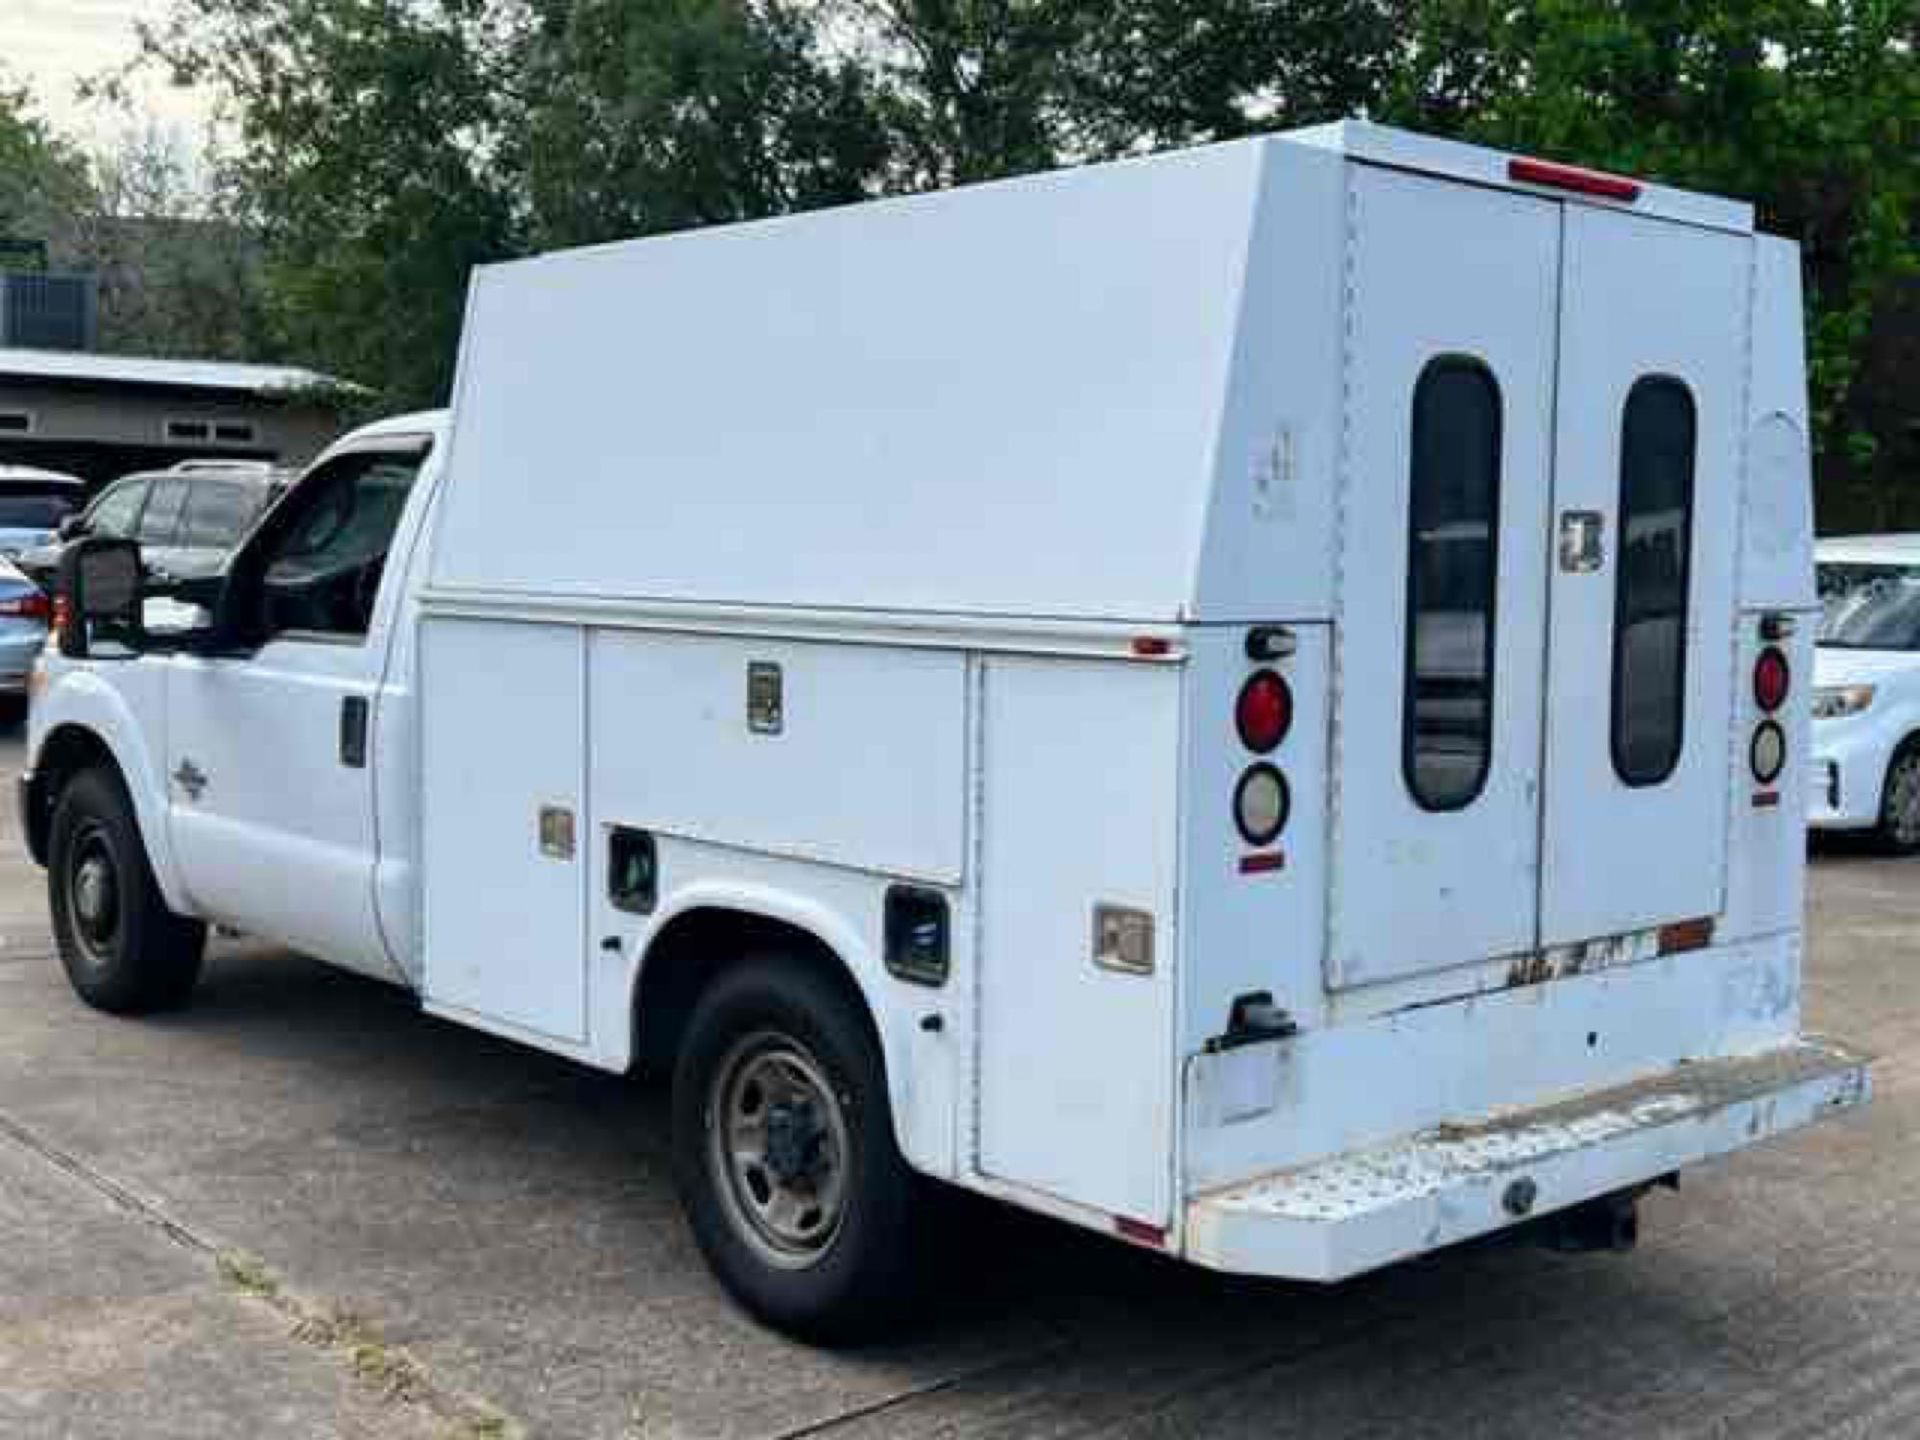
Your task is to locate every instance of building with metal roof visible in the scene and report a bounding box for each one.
[0,346,353,487]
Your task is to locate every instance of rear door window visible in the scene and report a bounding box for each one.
[138,478,189,545]
[1403,356,1503,811]
[1611,377,1697,786]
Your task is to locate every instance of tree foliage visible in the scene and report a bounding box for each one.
[1386,0,1920,525]
[517,0,890,247]
[140,0,520,407]
[0,75,93,253]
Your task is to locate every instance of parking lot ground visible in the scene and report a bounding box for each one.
[0,719,1911,1440]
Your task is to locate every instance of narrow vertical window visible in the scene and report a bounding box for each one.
[1612,377,1697,786]
[1404,357,1503,811]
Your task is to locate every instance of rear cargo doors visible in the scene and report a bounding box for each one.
[1538,206,1744,944]
[1328,166,1746,990]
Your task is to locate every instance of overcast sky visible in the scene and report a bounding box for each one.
[11,0,213,146]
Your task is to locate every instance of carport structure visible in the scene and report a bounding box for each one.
[0,348,351,489]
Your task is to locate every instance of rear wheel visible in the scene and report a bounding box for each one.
[672,955,920,1342]
[47,767,206,1013]
[1878,742,1920,855]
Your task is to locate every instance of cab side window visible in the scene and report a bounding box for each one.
[87,481,146,538]
[137,478,188,545]
[249,449,425,641]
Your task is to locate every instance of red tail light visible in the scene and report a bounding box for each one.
[0,591,51,622]
[1753,647,1790,712]
[1235,670,1293,754]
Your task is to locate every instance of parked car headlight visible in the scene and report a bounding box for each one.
[1812,684,1876,719]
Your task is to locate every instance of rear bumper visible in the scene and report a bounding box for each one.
[1184,1037,1869,1282]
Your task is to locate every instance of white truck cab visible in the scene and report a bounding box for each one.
[21,122,1867,1341]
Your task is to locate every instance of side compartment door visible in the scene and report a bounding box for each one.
[1539,209,1747,943]
[977,656,1180,1227]
[1325,167,1559,991]
[419,618,587,1043]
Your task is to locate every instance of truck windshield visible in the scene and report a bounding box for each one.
[1818,562,1920,650]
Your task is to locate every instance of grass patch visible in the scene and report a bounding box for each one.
[209,1249,520,1437]
[214,1249,279,1300]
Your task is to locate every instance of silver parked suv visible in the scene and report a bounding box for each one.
[16,459,291,591]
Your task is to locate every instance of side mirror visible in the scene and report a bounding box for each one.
[56,516,87,541]
[56,538,144,659]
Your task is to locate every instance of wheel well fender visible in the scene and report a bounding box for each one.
[26,681,189,913]
[629,889,919,1160]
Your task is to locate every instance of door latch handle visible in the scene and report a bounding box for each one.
[172,759,206,801]
[1559,509,1606,573]
[340,695,369,769]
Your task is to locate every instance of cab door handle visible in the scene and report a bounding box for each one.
[340,695,369,769]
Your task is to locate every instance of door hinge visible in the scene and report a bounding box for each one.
[172,759,207,801]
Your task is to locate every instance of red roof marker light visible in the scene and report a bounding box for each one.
[1508,157,1642,203]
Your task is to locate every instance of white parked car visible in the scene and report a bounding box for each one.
[1812,534,1920,849]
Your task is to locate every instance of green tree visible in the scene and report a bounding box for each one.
[1057,0,1403,153]
[143,0,892,404]
[69,118,276,361]
[515,0,889,249]
[141,0,521,408]
[0,73,94,259]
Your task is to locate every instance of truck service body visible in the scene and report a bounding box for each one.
[22,122,1867,1336]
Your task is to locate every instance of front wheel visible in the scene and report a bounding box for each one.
[47,767,206,1013]
[672,955,921,1342]
[1879,742,1920,855]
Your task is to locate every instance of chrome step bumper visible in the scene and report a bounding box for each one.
[1185,1037,1870,1282]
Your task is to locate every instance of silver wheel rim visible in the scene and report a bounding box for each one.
[66,822,120,971]
[1889,755,1920,846]
[707,1030,851,1270]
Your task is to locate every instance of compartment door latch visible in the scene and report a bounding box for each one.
[1558,509,1606,573]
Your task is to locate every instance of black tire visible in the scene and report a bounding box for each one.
[1878,740,1920,855]
[672,954,921,1343]
[47,767,206,1014]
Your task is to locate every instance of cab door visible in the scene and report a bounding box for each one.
[164,440,431,980]
[1538,209,1747,943]
[1325,167,1559,990]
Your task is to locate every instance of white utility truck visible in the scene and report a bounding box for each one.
[23,122,1868,1340]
